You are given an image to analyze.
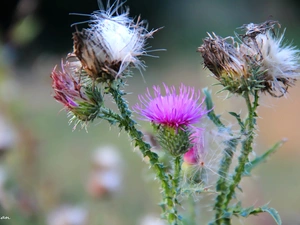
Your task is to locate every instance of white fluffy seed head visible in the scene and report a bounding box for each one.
[255,31,300,92]
[72,0,157,79]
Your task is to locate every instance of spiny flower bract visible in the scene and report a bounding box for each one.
[134,83,208,129]
[72,0,158,80]
[51,60,103,129]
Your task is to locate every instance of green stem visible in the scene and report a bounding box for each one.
[107,80,179,224]
[172,155,182,203]
[223,91,259,209]
[173,156,182,193]
[213,138,238,225]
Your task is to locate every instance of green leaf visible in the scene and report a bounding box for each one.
[203,88,225,128]
[243,139,286,176]
[233,205,282,225]
[228,112,245,132]
[203,88,214,111]
[239,206,254,217]
[262,207,282,225]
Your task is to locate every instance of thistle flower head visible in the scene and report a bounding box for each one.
[72,0,158,81]
[51,60,103,129]
[198,20,300,97]
[134,83,208,156]
[134,83,208,129]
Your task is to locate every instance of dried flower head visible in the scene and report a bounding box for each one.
[198,20,300,97]
[51,60,103,129]
[72,0,158,81]
[198,33,252,95]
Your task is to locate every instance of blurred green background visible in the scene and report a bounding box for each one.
[1,0,300,224]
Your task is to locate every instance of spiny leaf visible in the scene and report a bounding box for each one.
[228,112,245,131]
[232,205,282,225]
[261,207,282,225]
[203,88,225,128]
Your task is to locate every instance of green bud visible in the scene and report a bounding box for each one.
[154,125,192,157]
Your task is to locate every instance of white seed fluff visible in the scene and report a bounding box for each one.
[255,31,300,92]
[75,1,156,77]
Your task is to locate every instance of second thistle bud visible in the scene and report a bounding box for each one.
[51,60,104,129]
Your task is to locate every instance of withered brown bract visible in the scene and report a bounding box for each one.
[73,30,103,78]
[72,29,126,81]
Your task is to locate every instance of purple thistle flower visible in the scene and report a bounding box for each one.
[134,83,208,129]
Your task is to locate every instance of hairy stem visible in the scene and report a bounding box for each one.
[107,80,179,224]
[172,155,182,207]
[223,91,259,210]
[213,138,238,225]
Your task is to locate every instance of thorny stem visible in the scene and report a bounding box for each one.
[213,138,238,225]
[173,156,182,193]
[223,91,259,217]
[171,155,182,219]
[107,80,179,225]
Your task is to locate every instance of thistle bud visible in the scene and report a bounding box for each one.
[51,60,104,129]
[155,125,192,156]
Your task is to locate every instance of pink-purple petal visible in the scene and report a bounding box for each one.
[133,83,208,128]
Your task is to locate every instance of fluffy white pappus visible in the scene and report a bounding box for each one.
[182,125,231,187]
[73,0,158,78]
[255,31,300,93]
